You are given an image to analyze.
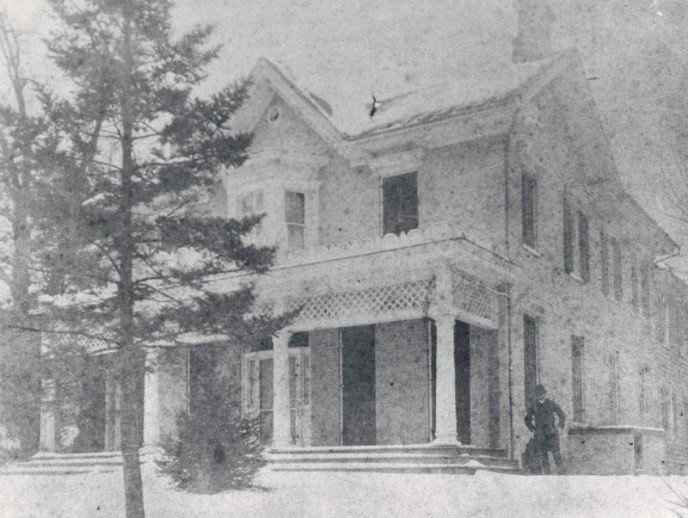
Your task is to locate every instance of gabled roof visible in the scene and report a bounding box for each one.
[234,52,572,142]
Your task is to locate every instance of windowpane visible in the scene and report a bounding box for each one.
[287,224,305,250]
[382,172,418,235]
[285,191,305,224]
[521,174,537,248]
[288,331,310,348]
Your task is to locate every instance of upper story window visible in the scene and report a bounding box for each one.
[630,254,640,310]
[285,191,306,250]
[240,189,265,236]
[641,263,652,318]
[578,212,590,282]
[562,196,589,282]
[382,172,418,236]
[601,231,610,296]
[521,173,538,249]
[611,238,623,302]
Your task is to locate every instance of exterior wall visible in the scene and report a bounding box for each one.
[420,138,507,254]
[567,429,666,475]
[503,65,688,472]
[470,327,500,448]
[375,320,430,445]
[309,329,340,446]
[157,348,189,440]
[250,95,328,156]
[318,137,507,251]
[318,155,380,245]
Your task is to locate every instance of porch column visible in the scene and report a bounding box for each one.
[39,378,56,452]
[143,347,160,448]
[433,313,460,445]
[272,329,292,448]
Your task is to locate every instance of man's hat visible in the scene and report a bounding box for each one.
[535,384,547,397]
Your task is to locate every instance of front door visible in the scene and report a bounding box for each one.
[341,325,376,445]
[243,346,311,446]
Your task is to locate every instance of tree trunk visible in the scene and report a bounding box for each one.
[118,2,145,517]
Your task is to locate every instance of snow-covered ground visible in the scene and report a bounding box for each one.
[1,466,688,518]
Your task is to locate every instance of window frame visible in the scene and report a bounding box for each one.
[521,172,538,250]
[381,171,419,236]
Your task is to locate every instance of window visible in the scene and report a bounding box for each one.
[562,195,589,282]
[563,196,574,274]
[641,264,652,318]
[239,189,265,235]
[601,231,610,296]
[571,335,584,422]
[382,172,418,235]
[524,315,538,407]
[608,352,619,424]
[630,255,639,310]
[521,173,537,248]
[578,212,590,282]
[285,191,306,250]
[656,297,670,346]
[639,366,649,425]
[611,238,623,302]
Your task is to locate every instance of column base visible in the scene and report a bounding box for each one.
[433,435,462,446]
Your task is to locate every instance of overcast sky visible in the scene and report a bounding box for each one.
[2,0,688,271]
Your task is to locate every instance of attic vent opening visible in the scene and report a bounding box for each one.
[267,107,281,123]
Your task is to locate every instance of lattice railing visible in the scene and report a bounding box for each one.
[286,279,434,324]
[450,268,498,324]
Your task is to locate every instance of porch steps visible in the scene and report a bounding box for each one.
[267,444,518,475]
[0,451,135,476]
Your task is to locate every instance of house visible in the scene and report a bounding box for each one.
[35,42,688,475]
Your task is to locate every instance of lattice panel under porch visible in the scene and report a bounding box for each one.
[43,332,112,354]
[286,279,435,323]
[450,268,498,324]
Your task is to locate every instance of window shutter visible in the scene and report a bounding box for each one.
[578,212,590,282]
[563,196,574,273]
[521,173,537,248]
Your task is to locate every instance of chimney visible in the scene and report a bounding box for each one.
[512,0,555,63]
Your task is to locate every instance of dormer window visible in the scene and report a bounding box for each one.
[285,191,306,250]
[382,172,418,236]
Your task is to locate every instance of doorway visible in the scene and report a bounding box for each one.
[341,325,376,445]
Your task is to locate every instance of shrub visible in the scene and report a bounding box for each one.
[156,347,266,493]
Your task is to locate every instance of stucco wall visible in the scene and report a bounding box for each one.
[504,66,688,471]
[567,429,666,475]
[157,347,189,439]
[310,328,341,446]
[375,320,431,445]
[470,327,500,449]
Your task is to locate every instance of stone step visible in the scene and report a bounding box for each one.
[1,465,118,476]
[269,461,519,475]
[268,444,508,458]
[267,452,514,468]
[266,444,518,474]
[0,450,152,476]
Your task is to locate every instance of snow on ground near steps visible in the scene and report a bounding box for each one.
[1,466,688,518]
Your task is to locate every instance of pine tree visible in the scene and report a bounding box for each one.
[41,1,287,516]
[0,13,59,459]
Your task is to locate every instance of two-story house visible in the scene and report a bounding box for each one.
[36,45,688,475]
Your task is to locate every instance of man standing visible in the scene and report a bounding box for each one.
[525,384,566,474]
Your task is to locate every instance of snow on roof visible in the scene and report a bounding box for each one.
[261,55,553,138]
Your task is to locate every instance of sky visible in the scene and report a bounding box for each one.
[1,0,688,270]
